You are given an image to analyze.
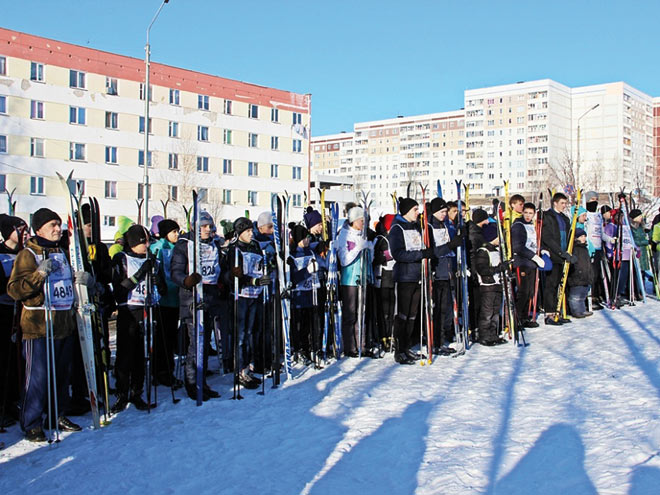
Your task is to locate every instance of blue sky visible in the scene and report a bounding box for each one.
[3,1,659,135]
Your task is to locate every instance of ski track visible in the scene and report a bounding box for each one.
[2,303,660,494]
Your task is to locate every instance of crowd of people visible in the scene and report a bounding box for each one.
[0,188,658,443]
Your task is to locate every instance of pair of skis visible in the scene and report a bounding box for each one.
[357,191,372,359]
[454,180,470,355]
[419,185,433,365]
[272,193,293,380]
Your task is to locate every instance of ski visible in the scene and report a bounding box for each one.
[455,180,470,352]
[357,191,372,359]
[419,184,433,365]
[190,190,204,406]
[618,193,646,303]
[272,194,293,379]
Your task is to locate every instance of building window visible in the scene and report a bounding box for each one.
[293,166,302,180]
[105,111,118,129]
[138,150,153,167]
[169,185,178,202]
[169,121,179,138]
[30,138,44,157]
[292,194,302,207]
[222,189,232,204]
[139,83,152,101]
[69,106,86,125]
[248,162,258,177]
[223,129,232,145]
[0,135,6,153]
[69,142,86,161]
[168,153,178,170]
[223,159,232,174]
[293,139,302,153]
[30,62,44,82]
[197,156,209,172]
[292,112,302,125]
[198,94,209,110]
[249,104,258,119]
[198,125,209,142]
[248,191,258,206]
[270,163,278,178]
[69,70,86,89]
[30,176,45,195]
[271,108,279,123]
[30,100,44,119]
[0,175,5,192]
[139,116,152,134]
[224,99,232,115]
[0,56,5,76]
[271,136,279,150]
[103,215,116,227]
[169,89,180,105]
[104,181,117,199]
[106,77,118,95]
[0,95,6,114]
[137,183,152,200]
[248,133,258,148]
[105,146,118,164]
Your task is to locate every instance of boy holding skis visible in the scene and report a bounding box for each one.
[567,228,593,318]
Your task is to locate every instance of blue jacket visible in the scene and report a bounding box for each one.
[429,216,461,281]
[388,214,424,283]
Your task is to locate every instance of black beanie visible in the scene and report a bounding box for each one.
[157,219,179,238]
[291,224,309,246]
[482,223,498,242]
[586,200,598,213]
[431,197,447,214]
[80,203,92,225]
[472,209,489,225]
[398,197,418,216]
[629,209,643,221]
[600,205,612,215]
[124,224,149,248]
[32,208,61,233]
[0,214,27,241]
[233,217,252,238]
[303,208,322,229]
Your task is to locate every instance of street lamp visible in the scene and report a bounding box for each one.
[143,0,170,225]
[576,103,600,190]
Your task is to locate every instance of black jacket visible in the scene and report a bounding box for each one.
[541,208,571,263]
[111,250,167,307]
[511,217,537,270]
[568,241,593,287]
[388,214,424,283]
[429,216,463,281]
[474,242,502,289]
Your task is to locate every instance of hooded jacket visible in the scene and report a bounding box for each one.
[388,214,424,283]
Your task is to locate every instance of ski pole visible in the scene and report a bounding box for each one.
[232,247,242,400]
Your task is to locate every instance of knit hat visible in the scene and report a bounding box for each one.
[431,197,447,214]
[150,215,164,236]
[482,223,498,242]
[600,205,612,215]
[291,224,309,246]
[257,211,273,228]
[80,203,92,225]
[348,206,364,224]
[575,228,587,239]
[381,214,395,232]
[0,214,27,241]
[157,219,179,238]
[398,197,418,216]
[472,208,489,225]
[220,219,235,237]
[199,211,214,227]
[629,209,643,222]
[303,208,322,229]
[32,208,61,233]
[584,191,598,203]
[124,224,149,248]
[233,217,252,237]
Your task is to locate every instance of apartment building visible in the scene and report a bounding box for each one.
[0,28,309,239]
[654,98,660,196]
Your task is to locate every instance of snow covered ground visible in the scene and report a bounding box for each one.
[2,301,660,494]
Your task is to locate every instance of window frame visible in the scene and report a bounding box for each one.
[69,142,86,161]
[222,159,232,175]
[69,69,86,89]
[105,111,118,130]
[30,137,44,158]
[197,125,209,142]
[105,146,118,164]
[69,106,86,125]
[106,77,118,96]
[198,94,209,111]
[30,176,45,195]
[30,62,44,82]
[196,156,209,173]
[169,88,180,105]
[104,181,117,199]
[30,100,44,119]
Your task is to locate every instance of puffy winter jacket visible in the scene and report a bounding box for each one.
[429,216,462,281]
[511,217,537,269]
[388,214,423,283]
[150,237,179,308]
[541,208,571,263]
[567,242,593,287]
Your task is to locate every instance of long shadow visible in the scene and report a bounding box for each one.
[618,310,660,349]
[493,423,598,495]
[628,465,660,495]
[601,310,660,400]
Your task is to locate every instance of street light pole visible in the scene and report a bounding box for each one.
[576,103,600,190]
[143,0,170,225]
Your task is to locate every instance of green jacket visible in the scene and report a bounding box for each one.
[631,224,650,272]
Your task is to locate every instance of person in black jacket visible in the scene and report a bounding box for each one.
[388,197,433,364]
[541,193,575,325]
[567,229,594,318]
[373,214,396,351]
[511,203,545,328]
[474,224,508,346]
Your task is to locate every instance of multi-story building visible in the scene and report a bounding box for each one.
[0,28,310,239]
[654,98,660,196]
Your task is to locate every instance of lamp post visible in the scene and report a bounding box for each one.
[576,103,600,190]
[143,0,170,225]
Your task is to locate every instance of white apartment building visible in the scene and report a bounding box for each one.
[0,28,310,239]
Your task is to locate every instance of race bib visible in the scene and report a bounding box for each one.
[402,229,423,251]
[432,227,450,247]
[126,255,160,306]
[200,242,220,284]
[47,253,74,310]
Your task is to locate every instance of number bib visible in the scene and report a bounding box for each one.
[523,223,538,253]
[402,228,423,251]
[432,227,450,247]
[240,251,264,298]
[200,242,220,285]
[292,255,320,291]
[46,253,74,310]
[126,255,160,306]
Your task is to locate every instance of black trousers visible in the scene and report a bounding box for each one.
[543,260,564,315]
[153,305,179,381]
[114,307,146,398]
[515,267,536,321]
[479,287,502,342]
[432,279,453,347]
[340,286,361,355]
[591,249,604,301]
[394,282,421,353]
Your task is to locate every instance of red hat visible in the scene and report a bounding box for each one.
[382,214,395,232]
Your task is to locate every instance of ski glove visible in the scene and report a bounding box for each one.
[75,271,96,289]
[252,275,271,287]
[421,247,434,259]
[531,255,545,268]
[183,273,202,289]
[37,258,60,277]
[132,258,155,282]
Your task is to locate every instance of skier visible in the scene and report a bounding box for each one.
[585,195,606,310]
[629,209,651,288]
[567,228,594,318]
[171,211,223,401]
[252,211,276,374]
[373,214,396,352]
[8,208,86,441]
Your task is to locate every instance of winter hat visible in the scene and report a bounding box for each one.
[233,217,252,237]
[586,200,598,213]
[574,228,587,239]
[600,205,612,215]
[431,197,447,214]
[124,224,149,248]
[291,224,309,246]
[220,219,235,237]
[257,211,273,228]
[629,209,643,222]
[398,197,418,216]
[584,191,598,203]
[348,206,364,224]
[472,208,489,225]
[199,211,214,227]
[157,219,179,238]
[303,208,322,229]
[32,208,61,233]
[149,215,164,236]
[381,214,395,232]
[80,203,92,225]
[482,223,498,242]
[571,206,587,219]
[0,214,27,241]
